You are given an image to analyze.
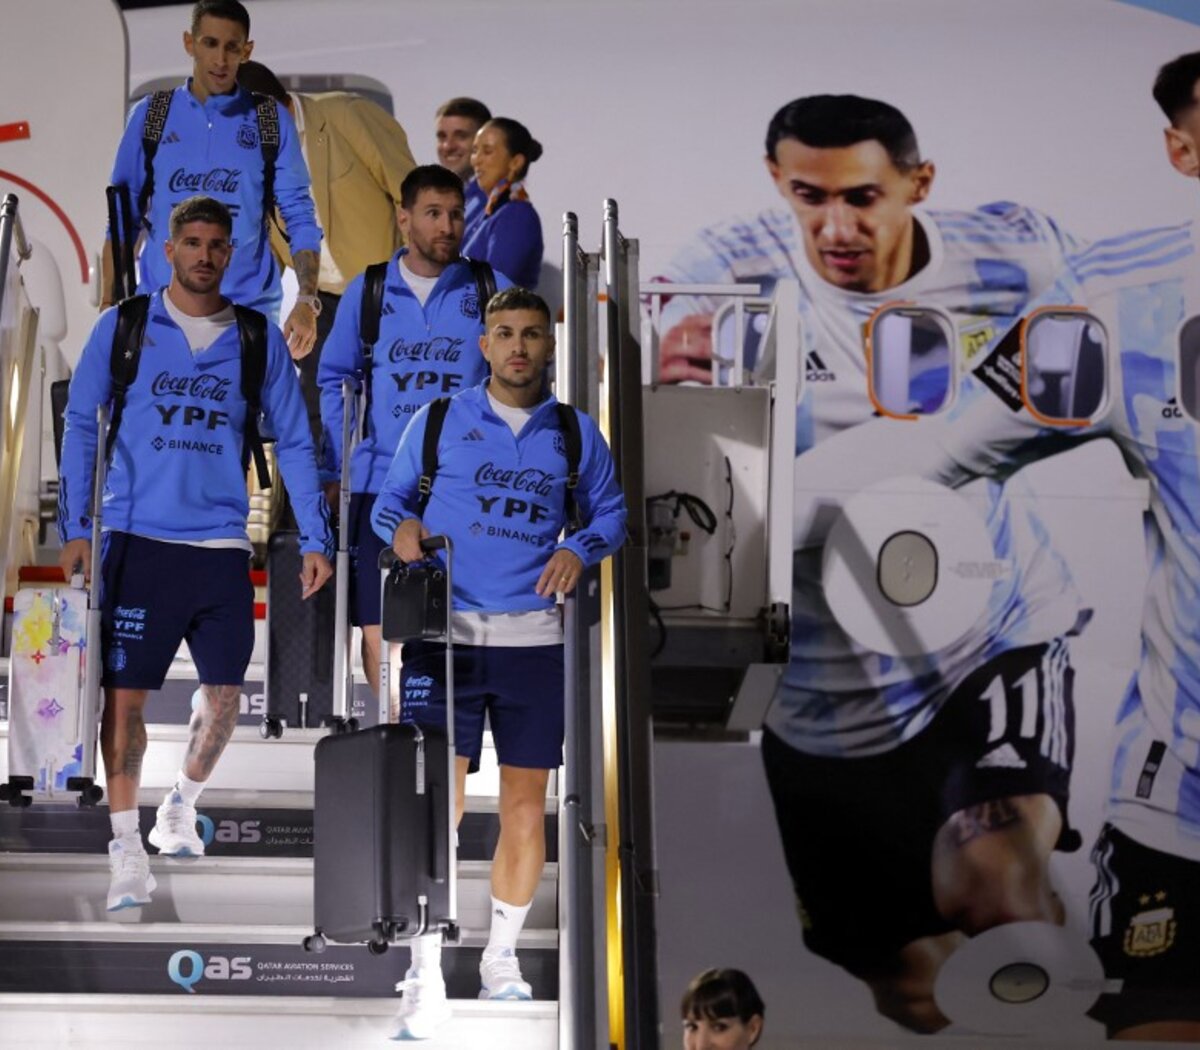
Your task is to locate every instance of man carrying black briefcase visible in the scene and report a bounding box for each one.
[369,286,626,1040]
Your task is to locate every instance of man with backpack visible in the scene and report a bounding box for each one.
[370,286,626,1039]
[317,164,511,697]
[103,0,323,359]
[58,195,333,912]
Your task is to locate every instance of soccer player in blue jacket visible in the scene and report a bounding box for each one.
[318,164,511,697]
[58,196,333,913]
[104,0,323,358]
[371,287,626,1039]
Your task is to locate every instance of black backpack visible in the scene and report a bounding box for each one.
[356,257,496,439]
[416,396,583,534]
[105,295,271,487]
[132,88,282,241]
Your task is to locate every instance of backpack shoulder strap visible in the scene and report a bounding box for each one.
[232,304,272,489]
[253,93,283,241]
[554,402,584,534]
[417,397,452,517]
[136,90,174,225]
[358,261,389,440]
[464,257,497,320]
[106,295,152,461]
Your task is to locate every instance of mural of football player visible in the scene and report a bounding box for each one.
[656,96,1087,1032]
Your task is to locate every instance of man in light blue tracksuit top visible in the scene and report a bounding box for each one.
[104,0,323,357]
[317,164,511,695]
[58,196,333,916]
[370,287,626,1039]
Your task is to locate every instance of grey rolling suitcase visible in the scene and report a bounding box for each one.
[307,535,458,953]
[262,378,356,737]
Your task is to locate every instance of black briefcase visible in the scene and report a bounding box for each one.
[379,556,448,642]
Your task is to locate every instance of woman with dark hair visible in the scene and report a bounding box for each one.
[680,968,766,1049]
[462,117,545,288]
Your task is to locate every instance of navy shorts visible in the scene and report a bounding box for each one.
[349,492,387,627]
[1088,824,1200,1035]
[399,641,565,771]
[100,532,254,690]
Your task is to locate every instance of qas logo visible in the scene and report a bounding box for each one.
[195,814,262,846]
[167,949,252,993]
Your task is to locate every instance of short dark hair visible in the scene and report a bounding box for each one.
[237,60,287,104]
[399,165,466,210]
[766,94,920,171]
[1154,52,1200,125]
[436,97,492,126]
[191,0,250,35]
[485,286,551,325]
[680,969,766,1030]
[169,196,233,239]
[483,118,544,180]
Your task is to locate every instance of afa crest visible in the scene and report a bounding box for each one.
[553,432,566,456]
[460,293,481,319]
[236,123,259,150]
[1123,898,1177,958]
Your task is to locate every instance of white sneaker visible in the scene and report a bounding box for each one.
[107,838,157,911]
[479,947,533,1000]
[390,968,452,1040]
[148,790,205,857]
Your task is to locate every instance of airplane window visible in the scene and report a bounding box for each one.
[866,304,955,418]
[1022,310,1107,425]
[1178,315,1200,422]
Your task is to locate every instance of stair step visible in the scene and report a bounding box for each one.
[0,927,558,999]
[0,853,558,931]
[0,723,559,803]
[0,994,558,1050]
[0,797,558,861]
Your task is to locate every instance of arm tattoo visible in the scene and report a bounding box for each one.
[946,798,1022,848]
[185,684,242,780]
[121,709,147,780]
[292,249,319,297]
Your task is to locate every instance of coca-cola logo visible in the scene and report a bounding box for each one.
[151,371,231,402]
[474,462,554,497]
[167,167,242,194]
[387,336,464,364]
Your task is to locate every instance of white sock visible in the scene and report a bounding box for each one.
[484,896,531,956]
[409,932,443,975]
[110,809,141,844]
[173,771,205,806]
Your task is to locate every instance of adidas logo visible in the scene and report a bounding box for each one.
[805,350,836,382]
[462,428,484,441]
[381,302,395,316]
[162,131,181,144]
[976,743,1027,770]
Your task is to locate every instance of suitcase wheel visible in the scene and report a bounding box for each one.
[260,717,284,740]
[76,784,104,808]
[368,928,390,955]
[302,932,327,954]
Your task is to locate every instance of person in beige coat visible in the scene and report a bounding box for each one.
[239,60,417,441]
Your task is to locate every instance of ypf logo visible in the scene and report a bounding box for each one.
[167,949,252,993]
[195,813,263,846]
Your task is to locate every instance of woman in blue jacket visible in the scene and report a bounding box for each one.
[462,118,545,289]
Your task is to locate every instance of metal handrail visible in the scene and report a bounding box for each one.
[0,195,33,327]
[603,199,660,1050]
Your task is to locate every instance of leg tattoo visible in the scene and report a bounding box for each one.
[944,798,1022,848]
[121,709,147,781]
[185,684,242,780]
